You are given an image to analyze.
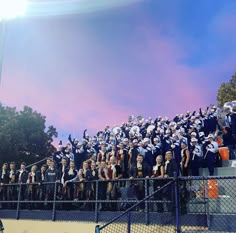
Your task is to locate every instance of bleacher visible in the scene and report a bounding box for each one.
[199,150,236,176]
[200,159,236,176]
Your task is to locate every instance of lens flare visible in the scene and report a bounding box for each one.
[27,0,141,17]
[0,0,28,21]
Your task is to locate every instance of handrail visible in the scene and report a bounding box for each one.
[1,175,235,187]
[179,175,236,180]
[25,157,48,170]
[0,181,57,187]
[16,157,48,172]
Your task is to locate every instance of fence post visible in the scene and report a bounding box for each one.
[16,183,22,220]
[95,225,100,233]
[203,178,210,228]
[52,182,57,221]
[127,211,131,233]
[95,180,99,223]
[144,179,149,225]
[174,172,181,233]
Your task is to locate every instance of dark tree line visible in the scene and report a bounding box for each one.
[0,104,58,166]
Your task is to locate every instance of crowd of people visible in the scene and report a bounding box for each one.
[0,105,236,211]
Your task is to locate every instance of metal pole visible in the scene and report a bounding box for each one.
[95,180,99,223]
[127,211,131,233]
[52,182,57,221]
[145,179,149,225]
[174,172,181,233]
[25,158,48,171]
[16,183,22,220]
[0,20,6,84]
[204,178,210,228]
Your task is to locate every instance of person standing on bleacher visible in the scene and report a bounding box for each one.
[222,127,236,159]
[130,154,151,210]
[230,106,236,142]
[45,160,59,208]
[152,155,164,212]
[190,138,202,176]
[163,151,177,212]
[16,162,29,207]
[205,134,219,176]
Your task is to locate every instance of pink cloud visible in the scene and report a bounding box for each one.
[127,24,209,112]
[0,70,131,136]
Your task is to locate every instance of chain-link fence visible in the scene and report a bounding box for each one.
[180,176,236,233]
[1,176,236,232]
[97,179,176,233]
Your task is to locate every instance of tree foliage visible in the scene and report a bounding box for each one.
[217,73,236,107]
[0,104,58,166]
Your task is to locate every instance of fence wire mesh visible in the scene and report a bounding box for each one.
[98,180,176,233]
[1,177,236,233]
[180,177,236,233]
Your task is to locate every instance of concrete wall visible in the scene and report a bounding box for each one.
[2,219,97,233]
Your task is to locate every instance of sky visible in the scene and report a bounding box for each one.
[0,0,236,142]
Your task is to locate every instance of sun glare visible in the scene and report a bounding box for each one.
[0,0,28,21]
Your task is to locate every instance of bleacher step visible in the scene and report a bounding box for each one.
[188,197,236,213]
[221,159,236,167]
[199,167,236,176]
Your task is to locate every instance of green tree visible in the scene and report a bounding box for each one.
[217,73,236,107]
[0,104,58,166]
